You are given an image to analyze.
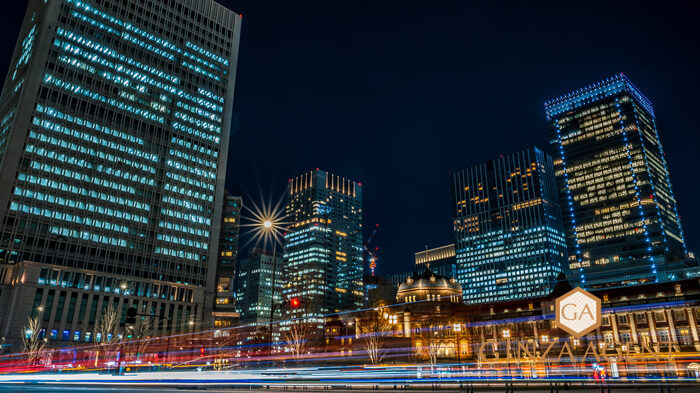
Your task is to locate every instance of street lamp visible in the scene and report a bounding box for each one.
[35,306,47,340]
[263,221,281,356]
[503,329,512,388]
[453,324,461,362]
[243,197,289,360]
[246,206,286,356]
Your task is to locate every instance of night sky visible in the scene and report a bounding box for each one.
[1,1,698,276]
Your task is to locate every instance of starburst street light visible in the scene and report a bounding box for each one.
[241,196,287,250]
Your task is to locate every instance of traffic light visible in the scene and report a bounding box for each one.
[126,307,137,324]
[282,298,302,308]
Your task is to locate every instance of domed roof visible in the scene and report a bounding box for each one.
[397,268,462,295]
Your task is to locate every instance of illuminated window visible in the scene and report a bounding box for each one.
[674,310,687,321]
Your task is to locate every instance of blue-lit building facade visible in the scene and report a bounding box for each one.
[0,0,240,346]
[545,74,686,287]
[451,147,568,304]
[283,170,364,322]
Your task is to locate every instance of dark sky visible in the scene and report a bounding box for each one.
[1,1,699,276]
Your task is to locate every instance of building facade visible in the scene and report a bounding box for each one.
[213,193,242,327]
[235,247,284,326]
[0,0,241,346]
[283,169,363,320]
[368,277,700,375]
[546,74,687,287]
[451,147,568,304]
[414,244,457,280]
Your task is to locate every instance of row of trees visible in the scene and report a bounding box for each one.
[21,305,155,366]
[20,302,487,367]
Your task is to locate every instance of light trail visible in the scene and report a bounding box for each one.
[0,365,697,388]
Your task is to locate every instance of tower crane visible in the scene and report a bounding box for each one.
[364,224,379,276]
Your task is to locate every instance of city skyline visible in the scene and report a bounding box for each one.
[218,0,700,276]
[0,0,699,384]
[0,1,698,279]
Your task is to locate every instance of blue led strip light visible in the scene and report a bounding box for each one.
[545,74,655,119]
[554,120,583,285]
[614,97,656,280]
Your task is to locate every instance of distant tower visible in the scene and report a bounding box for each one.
[235,248,284,325]
[414,244,457,280]
[212,193,242,327]
[284,170,363,318]
[451,147,568,303]
[546,74,686,286]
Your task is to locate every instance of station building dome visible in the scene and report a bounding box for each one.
[396,268,462,304]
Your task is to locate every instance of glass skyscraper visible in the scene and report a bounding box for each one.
[546,74,686,287]
[283,169,363,320]
[235,248,284,325]
[0,0,240,345]
[451,147,568,303]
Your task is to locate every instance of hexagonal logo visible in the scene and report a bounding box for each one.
[555,287,601,338]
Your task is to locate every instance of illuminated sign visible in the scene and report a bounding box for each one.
[555,287,601,338]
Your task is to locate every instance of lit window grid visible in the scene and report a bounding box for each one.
[0,0,239,287]
[452,147,568,303]
[284,170,364,314]
[549,80,685,285]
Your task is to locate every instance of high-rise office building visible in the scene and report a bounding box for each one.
[545,74,686,286]
[0,0,241,345]
[213,193,242,327]
[283,170,363,320]
[451,147,568,303]
[235,248,284,325]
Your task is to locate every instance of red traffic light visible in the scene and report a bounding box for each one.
[290,298,301,307]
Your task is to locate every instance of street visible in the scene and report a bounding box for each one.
[0,382,699,392]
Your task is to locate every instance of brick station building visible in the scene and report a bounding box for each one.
[355,269,700,377]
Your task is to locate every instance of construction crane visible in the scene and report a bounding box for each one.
[364,224,379,276]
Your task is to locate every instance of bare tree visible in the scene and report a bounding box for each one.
[412,310,451,366]
[213,328,239,370]
[414,321,440,366]
[94,305,123,366]
[279,280,323,366]
[21,316,46,365]
[357,307,393,365]
[282,316,313,365]
[126,316,155,361]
